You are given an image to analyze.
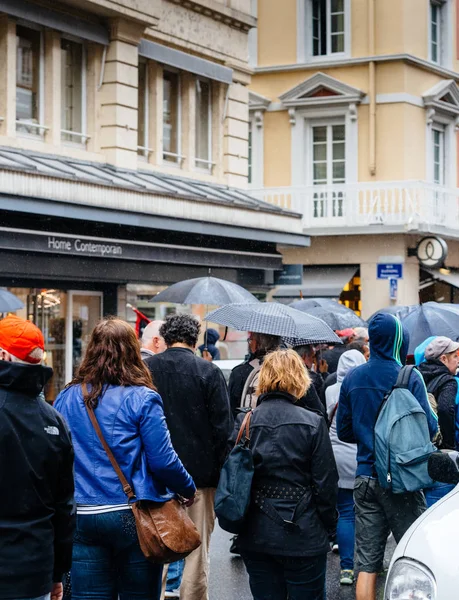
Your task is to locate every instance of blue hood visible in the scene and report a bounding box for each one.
[414,336,437,366]
[368,313,408,365]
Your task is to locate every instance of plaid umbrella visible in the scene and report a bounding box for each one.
[150,276,258,305]
[0,289,24,313]
[205,302,341,345]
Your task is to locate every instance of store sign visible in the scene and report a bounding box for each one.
[377,264,403,280]
[274,264,303,285]
[416,236,448,269]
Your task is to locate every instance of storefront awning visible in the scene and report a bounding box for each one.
[272,266,358,300]
[424,269,459,288]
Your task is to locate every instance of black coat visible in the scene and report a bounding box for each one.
[0,361,75,600]
[418,360,458,450]
[232,392,338,557]
[145,347,232,488]
[228,359,327,420]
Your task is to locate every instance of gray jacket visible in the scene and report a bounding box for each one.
[326,350,366,489]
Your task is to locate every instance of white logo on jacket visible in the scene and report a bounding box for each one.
[44,426,59,435]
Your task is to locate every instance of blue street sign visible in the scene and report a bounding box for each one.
[389,278,398,301]
[377,264,403,279]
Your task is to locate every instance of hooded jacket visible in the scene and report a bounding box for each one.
[326,350,366,488]
[337,313,438,478]
[198,328,221,361]
[0,361,75,600]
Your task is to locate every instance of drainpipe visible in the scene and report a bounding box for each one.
[369,0,376,176]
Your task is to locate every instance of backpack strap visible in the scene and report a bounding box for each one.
[394,365,415,389]
[240,359,262,409]
[427,373,453,395]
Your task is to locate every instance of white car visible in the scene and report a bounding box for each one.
[385,453,459,600]
[213,359,243,383]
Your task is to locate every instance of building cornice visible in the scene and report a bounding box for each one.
[167,0,256,32]
[254,53,459,81]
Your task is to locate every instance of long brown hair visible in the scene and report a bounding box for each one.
[70,317,156,408]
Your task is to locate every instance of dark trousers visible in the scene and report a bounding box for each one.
[242,552,327,600]
[72,511,162,600]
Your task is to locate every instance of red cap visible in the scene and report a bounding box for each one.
[0,315,44,364]
[337,328,355,339]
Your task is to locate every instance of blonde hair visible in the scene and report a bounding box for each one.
[257,349,311,399]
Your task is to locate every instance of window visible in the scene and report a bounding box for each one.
[195,79,212,170]
[248,121,252,184]
[430,0,451,65]
[138,59,148,157]
[16,25,43,135]
[312,0,345,57]
[312,123,345,217]
[163,71,181,164]
[433,126,445,185]
[61,39,84,143]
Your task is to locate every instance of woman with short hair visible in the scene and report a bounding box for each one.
[235,349,338,600]
[55,317,196,600]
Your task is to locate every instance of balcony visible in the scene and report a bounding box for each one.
[251,181,459,237]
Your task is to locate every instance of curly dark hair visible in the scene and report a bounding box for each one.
[160,314,201,348]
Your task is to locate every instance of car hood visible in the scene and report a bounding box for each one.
[389,486,459,596]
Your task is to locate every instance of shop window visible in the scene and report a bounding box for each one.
[16,25,44,136]
[163,70,182,164]
[195,79,212,171]
[340,273,361,316]
[312,122,346,218]
[61,38,86,144]
[137,59,149,158]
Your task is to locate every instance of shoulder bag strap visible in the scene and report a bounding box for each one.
[82,384,135,501]
[235,410,252,446]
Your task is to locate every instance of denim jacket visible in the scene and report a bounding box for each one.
[54,384,196,505]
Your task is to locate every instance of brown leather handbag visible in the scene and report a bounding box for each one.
[83,386,201,564]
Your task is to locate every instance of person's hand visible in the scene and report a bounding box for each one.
[178,493,196,507]
[202,350,213,362]
[51,582,63,600]
[319,359,328,374]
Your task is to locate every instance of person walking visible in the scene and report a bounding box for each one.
[326,349,366,586]
[417,336,459,506]
[234,349,338,600]
[55,318,196,600]
[145,314,232,600]
[0,315,75,600]
[337,313,438,600]
[140,320,166,359]
[293,344,328,397]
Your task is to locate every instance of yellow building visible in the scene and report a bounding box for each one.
[249,0,459,318]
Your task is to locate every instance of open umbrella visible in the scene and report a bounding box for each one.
[205,303,341,345]
[0,289,24,313]
[369,305,415,321]
[150,276,258,305]
[290,299,366,330]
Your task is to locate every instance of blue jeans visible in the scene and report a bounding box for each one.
[242,552,327,600]
[72,511,162,600]
[337,488,355,570]
[166,560,184,592]
[424,482,455,508]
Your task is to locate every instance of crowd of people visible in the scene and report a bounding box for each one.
[0,309,458,600]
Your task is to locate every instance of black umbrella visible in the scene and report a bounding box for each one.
[290,299,367,329]
[205,303,341,345]
[0,289,24,313]
[369,305,415,321]
[150,276,258,305]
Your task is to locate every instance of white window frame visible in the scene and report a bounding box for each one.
[432,125,445,185]
[428,0,452,68]
[297,0,351,63]
[162,68,183,166]
[426,114,455,187]
[15,21,47,138]
[248,110,264,188]
[248,0,258,68]
[137,58,150,159]
[194,77,213,173]
[60,34,88,146]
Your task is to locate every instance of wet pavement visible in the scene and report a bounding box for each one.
[209,524,394,600]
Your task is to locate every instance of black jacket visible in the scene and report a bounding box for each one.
[145,347,232,488]
[228,359,327,420]
[0,361,75,600]
[233,392,338,556]
[418,360,458,450]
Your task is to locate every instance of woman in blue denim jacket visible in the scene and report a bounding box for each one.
[55,317,196,600]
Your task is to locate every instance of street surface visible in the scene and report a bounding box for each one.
[209,524,393,600]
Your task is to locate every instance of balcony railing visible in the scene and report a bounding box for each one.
[251,181,459,233]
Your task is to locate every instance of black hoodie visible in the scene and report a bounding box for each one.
[0,361,75,600]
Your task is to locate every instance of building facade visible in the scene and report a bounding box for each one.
[0,0,308,399]
[249,0,459,318]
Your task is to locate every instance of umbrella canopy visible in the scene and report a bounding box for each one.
[396,302,459,354]
[150,276,258,305]
[0,289,24,313]
[205,302,341,345]
[369,305,415,321]
[290,299,366,330]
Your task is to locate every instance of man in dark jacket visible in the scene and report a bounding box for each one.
[145,314,232,600]
[0,315,75,600]
[337,313,438,600]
